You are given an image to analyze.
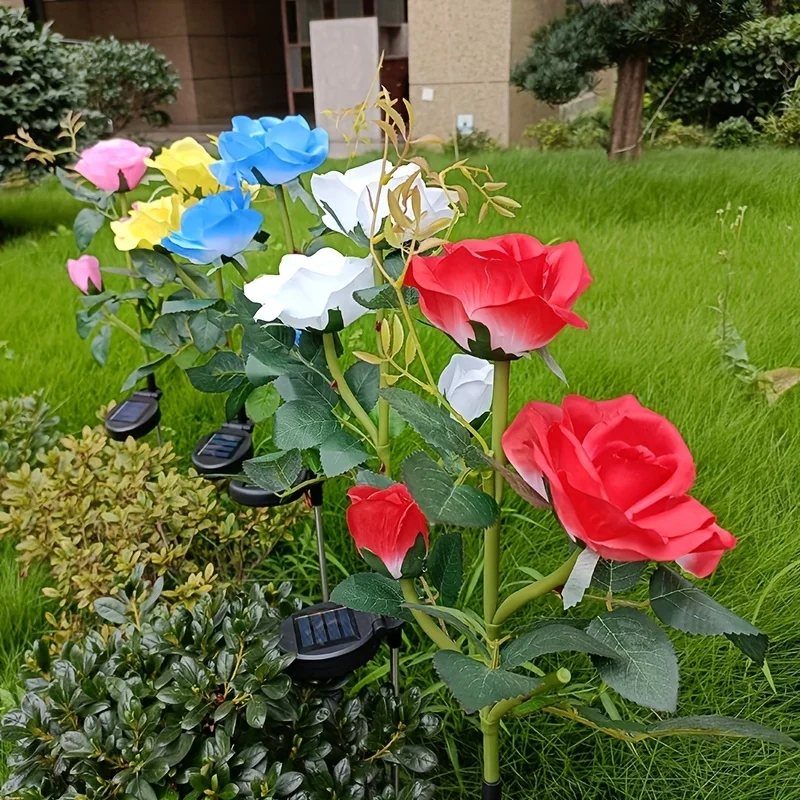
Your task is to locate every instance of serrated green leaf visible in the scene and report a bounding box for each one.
[147,313,189,355]
[501,623,621,671]
[345,361,379,411]
[402,451,497,528]
[381,387,485,470]
[131,249,178,287]
[355,469,395,489]
[273,400,338,450]
[433,651,544,715]
[246,352,305,386]
[243,451,303,493]
[186,352,246,393]
[162,298,217,314]
[592,559,648,593]
[427,533,463,606]
[73,207,105,250]
[245,383,281,423]
[330,573,412,622]
[225,381,252,419]
[587,608,678,712]
[90,324,111,366]
[121,355,170,392]
[319,429,369,477]
[353,283,419,310]
[189,310,223,354]
[275,371,338,409]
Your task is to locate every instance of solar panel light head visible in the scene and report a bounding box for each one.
[228,468,316,508]
[280,601,404,682]
[104,384,162,442]
[191,419,254,475]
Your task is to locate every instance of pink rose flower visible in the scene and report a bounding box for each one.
[74,138,153,192]
[67,255,103,294]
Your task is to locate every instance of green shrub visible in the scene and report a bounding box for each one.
[0,392,60,478]
[758,78,800,146]
[0,573,440,799]
[443,128,498,155]
[71,37,180,131]
[524,118,572,150]
[650,14,800,126]
[0,9,89,181]
[0,426,300,634]
[651,119,710,149]
[712,116,759,148]
[524,109,610,151]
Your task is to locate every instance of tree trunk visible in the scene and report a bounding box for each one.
[763,0,780,14]
[608,54,648,162]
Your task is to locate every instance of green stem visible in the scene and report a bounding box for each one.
[487,668,571,724]
[275,184,296,253]
[322,334,381,451]
[118,193,149,360]
[399,579,459,651]
[492,549,581,628]
[484,360,511,639]
[103,309,141,343]
[175,265,210,299]
[214,269,232,347]
[373,257,392,476]
[480,718,500,785]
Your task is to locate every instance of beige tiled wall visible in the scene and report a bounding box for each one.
[408,0,565,145]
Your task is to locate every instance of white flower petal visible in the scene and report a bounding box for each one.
[438,353,494,421]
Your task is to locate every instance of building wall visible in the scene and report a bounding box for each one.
[408,0,565,145]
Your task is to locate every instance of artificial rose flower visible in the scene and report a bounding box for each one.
[211,115,328,187]
[74,138,152,192]
[310,159,455,239]
[161,186,262,264]
[67,255,102,294]
[406,233,591,359]
[145,137,219,196]
[244,247,373,332]
[110,194,195,251]
[502,394,736,578]
[346,483,429,579]
[438,353,494,422]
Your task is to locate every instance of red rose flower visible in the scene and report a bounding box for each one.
[346,483,429,578]
[502,395,736,578]
[405,233,591,359]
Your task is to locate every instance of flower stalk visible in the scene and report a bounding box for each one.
[399,579,458,652]
[275,184,296,254]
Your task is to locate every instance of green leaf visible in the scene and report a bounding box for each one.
[427,533,463,606]
[90,324,111,366]
[649,565,767,664]
[189,310,222,354]
[353,284,419,310]
[246,352,305,386]
[381,387,485,470]
[433,651,544,715]
[131,249,178,287]
[246,694,268,728]
[726,631,768,665]
[592,559,648,593]
[146,313,190,355]
[402,451,497,528]
[243,451,303,493]
[73,207,106,250]
[403,603,487,656]
[121,355,170,392]
[186,352,246,394]
[226,381,253,419]
[587,608,679,712]
[273,400,338,450]
[245,383,281,423]
[76,307,103,339]
[60,730,94,756]
[57,167,111,208]
[355,469,395,489]
[535,345,567,384]
[162,298,217,314]
[127,777,158,800]
[275,370,338,409]
[345,361,379,411]
[501,623,621,671]
[330,573,412,622]
[319,429,369,477]
[393,744,437,774]
[93,596,129,624]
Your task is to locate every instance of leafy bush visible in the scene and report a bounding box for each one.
[0,9,89,180]
[0,573,440,799]
[524,118,572,150]
[650,119,710,149]
[0,426,300,632]
[443,128,497,155]
[650,14,800,126]
[71,37,180,131]
[524,109,609,151]
[712,116,759,148]
[0,392,60,477]
[758,77,800,146]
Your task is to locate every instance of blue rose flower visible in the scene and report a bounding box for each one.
[210,115,329,187]
[161,187,263,264]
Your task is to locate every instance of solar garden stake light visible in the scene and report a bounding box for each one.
[191,407,254,476]
[104,373,163,442]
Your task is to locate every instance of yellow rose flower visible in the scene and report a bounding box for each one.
[145,137,220,196]
[111,194,195,251]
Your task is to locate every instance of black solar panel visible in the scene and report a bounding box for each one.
[293,607,359,652]
[197,433,245,459]
[110,400,151,424]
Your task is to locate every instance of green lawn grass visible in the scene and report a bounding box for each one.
[1,149,800,797]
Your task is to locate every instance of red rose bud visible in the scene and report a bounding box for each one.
[502,395,736,578]
[346,483,429,579]
[405,233,591,359]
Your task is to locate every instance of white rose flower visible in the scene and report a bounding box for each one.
[311,158,455,240]
[244,247,373,332]
[438,354,494,422]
